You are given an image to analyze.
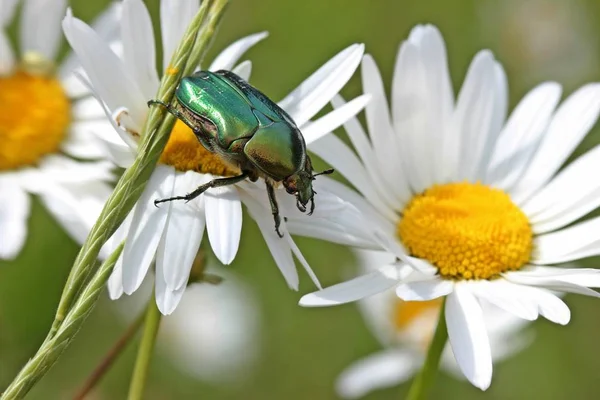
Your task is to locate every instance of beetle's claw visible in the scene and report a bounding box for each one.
[296,198,306,213]
[153,199,161,208]
[275,226,284,238]
[308,197,315,216]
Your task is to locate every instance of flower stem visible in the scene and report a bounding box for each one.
[405,298,447,400]
[127,297,162,400]
[72,312,145,400]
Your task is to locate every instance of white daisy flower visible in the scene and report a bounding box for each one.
[336,249,532,399]
[299,24,600,390]
[62,0,368,315]
[0,0,119,259]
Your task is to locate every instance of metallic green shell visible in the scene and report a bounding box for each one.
[175,70,306,180]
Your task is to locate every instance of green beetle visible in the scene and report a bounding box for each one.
[150,70,332,237]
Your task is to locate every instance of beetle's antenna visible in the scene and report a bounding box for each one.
[312,168,334,180]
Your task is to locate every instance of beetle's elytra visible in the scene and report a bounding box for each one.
[149,70,332,237]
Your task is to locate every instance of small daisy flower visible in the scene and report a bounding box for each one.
[336,250,532,399]
[299,24,600,389]
[0,0,119,259]
[63,0,368,314]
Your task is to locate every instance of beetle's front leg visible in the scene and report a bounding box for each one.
[154,172,249,206]
[265,181,283,238]
[147,99,199,134]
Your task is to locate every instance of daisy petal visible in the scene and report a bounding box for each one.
[509,266,600,288]
[0,179,30,260]
[393,25,454,187]
[204,182,242,265]
[0,30,15,75]
[522,144,600,233]
[335,349,418,399]
[122,166,175,294]
[20,0,67,60]
[299,264,406,307]
[63,9,147,127]
[283,229,321,289]
[511,83,600,203]
[532,216,600,264]
[504,268,600,299]
[486,82,562,190]
[446,285,492,390]
[121,0,159,100]
[396,278,454,301]
[239,189,299,289]
[209,32,268,71]
[156,172,206,291]
[331,95,411,208]
[302,94,371,144]
[231,60,252,81]
[469,280,538,320]
[161,0,198,70]
[279,44,364,127]
[451,51,500,182]
[155,259,187,315]
[107,255,124,300]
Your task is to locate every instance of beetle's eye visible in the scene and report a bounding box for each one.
[286,186,296,194]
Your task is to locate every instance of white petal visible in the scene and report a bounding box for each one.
[209,32,268,71]
[505,284,570,325]
[121,0,159,100]
[231,60,252,81]
[523,144,600,233]
[283,228,321,289]
[302,94,371,144]
[0,179,30,259]
[204,182,242,265]
[508,266,600,288]
[0,31,15,75]
[449,51,500,183]
[308,134,398,221]
[238,189,298,289]
[445,285,492,390]
[279,44,364,127]
[155,258,187,315]
[469,280,538,321]
[486,82,562,190]
[393,25,454,187]
[299,264,407,307]
[20,0,67,60]
[122,166,175,294]
[335,349,419,399]
[532,215,600,264]
[160,0,198,70]
[395,278,454,301]
[63,121,113,159]
[504,267,600,300]
[62,9,147,128]
[511,83,600,203]
[156,172,206,291]
[107,255,124,300]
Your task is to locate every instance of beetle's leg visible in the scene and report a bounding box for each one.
[308,196,315,216]
[265,181,283,238]
[154,172,249,206]
[147,99,201,135]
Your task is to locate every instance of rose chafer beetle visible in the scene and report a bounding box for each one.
[150,70,332,237]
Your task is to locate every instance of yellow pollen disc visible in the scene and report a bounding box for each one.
[398,182,533,280]
[0,70,70,170]
[394,298,442,331]
[159,120,239,176]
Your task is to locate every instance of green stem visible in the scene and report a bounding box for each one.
[1,243,124,400]
[405,299,448,400]
[127,296,162,400]
[72,311,146,400]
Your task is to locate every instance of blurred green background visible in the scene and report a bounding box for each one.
[3,0,600,398]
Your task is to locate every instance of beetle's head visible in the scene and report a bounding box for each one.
[284,167,334,215]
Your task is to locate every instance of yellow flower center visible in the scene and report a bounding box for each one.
[159,120,239,176]
[398,182,532,280]
[0,70,70,170]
